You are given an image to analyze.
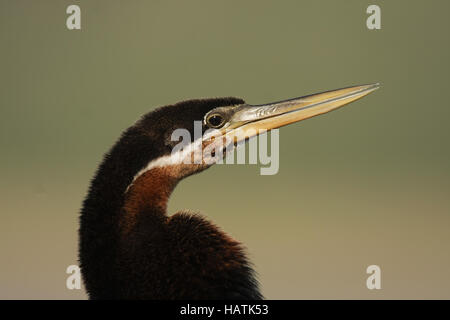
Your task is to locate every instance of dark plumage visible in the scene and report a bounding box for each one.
[79,97,262,299]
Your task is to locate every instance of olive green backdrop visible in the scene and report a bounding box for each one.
[1,0,449,299]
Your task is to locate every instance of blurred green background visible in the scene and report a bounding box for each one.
[1,0,449,299]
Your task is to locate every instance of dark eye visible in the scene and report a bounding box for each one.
[206,113,225,128]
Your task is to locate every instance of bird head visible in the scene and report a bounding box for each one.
[126,83,379,187]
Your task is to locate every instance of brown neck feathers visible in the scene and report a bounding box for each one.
[120,166,180,234]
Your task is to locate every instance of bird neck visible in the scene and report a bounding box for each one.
[119,166,179,234]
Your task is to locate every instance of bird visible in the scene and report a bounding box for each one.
[79,83,379,299]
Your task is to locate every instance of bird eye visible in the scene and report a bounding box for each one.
[206,113,225,128]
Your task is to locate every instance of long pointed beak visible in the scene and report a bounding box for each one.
[226,83,379,138]
[131,86,379,184]
[201,83,379,159]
